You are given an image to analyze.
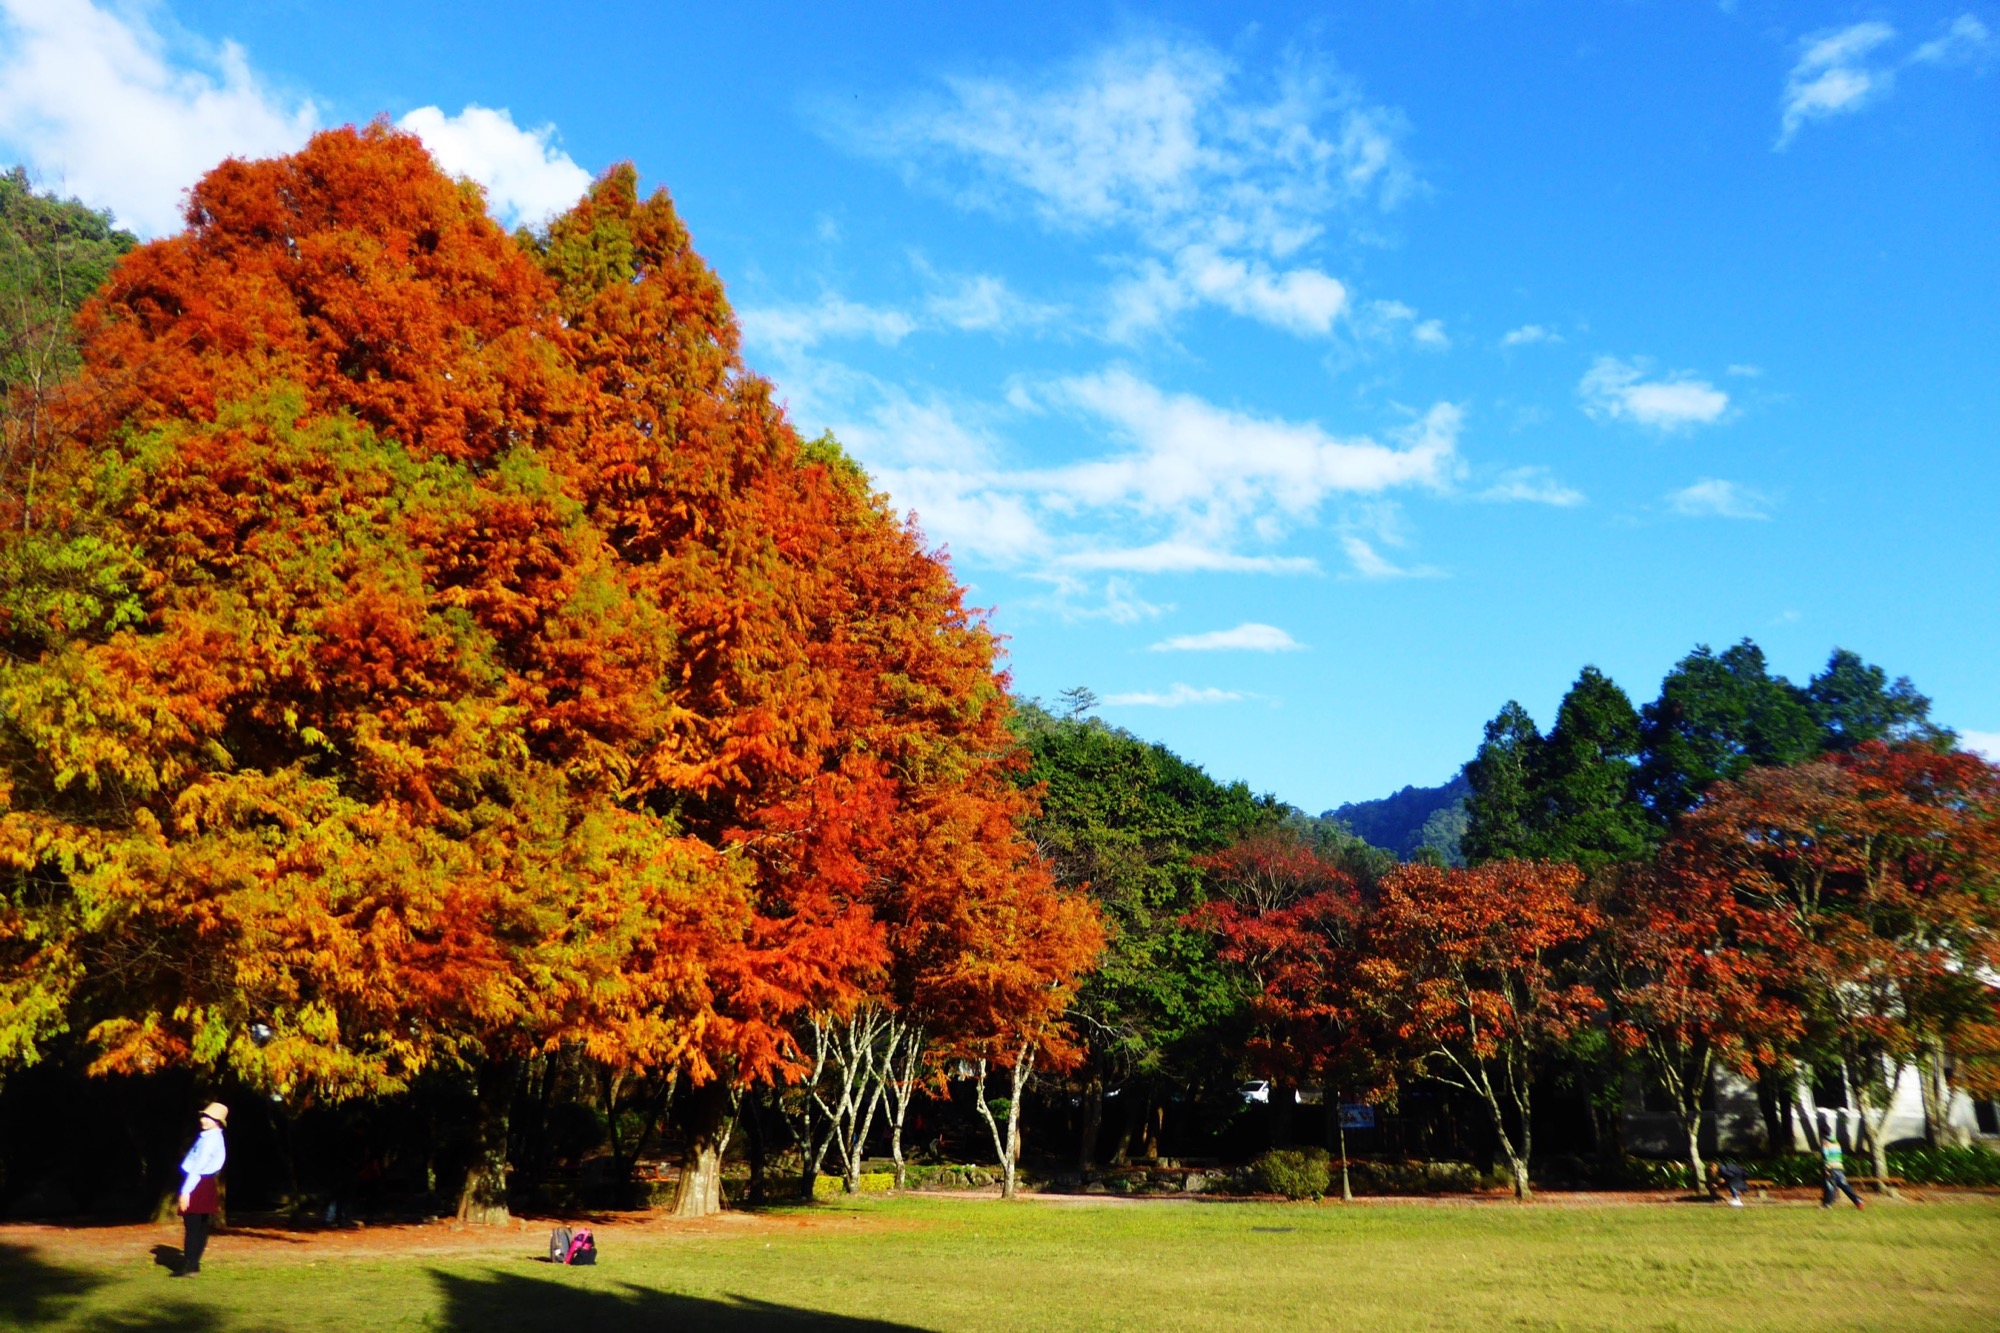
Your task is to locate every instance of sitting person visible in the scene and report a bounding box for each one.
[1716,1158,1749,1206]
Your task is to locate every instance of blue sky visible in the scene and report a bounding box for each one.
[3,1,1996,810]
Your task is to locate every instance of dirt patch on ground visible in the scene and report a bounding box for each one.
[0,1205,893,1269]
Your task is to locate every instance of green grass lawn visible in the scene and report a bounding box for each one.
[4,1194,1998,1332]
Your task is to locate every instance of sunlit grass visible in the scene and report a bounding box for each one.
[4,1194,1997,1331]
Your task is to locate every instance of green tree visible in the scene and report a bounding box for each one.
[1636,641,1820,822]
[0,167,137,526]
[1464,669,1653,870]
[1011,701,1268,1165]
[1461,702,1544,863]
[1535,667,1654,870]
[1805,648,1938,751]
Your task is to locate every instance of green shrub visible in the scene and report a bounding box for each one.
[1888,1145,2000,1187]
[1253,1148,1331,1200]
[1621,1145,2000,1190]
[1344,1160,1482,1195]
[900,1164,997,1191]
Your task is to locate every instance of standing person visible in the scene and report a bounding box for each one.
[174,1103,228,1276]
[1820,1132,1863,1210]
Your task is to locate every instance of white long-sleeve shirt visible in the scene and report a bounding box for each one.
[180,1127,226,1195]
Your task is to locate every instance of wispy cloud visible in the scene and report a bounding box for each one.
[740,294,920,354]
[1912,13,1994,65]
[1480,466,1585,507]
[772,361,1460,580]
[1500,324,1561,347]
[396,105,591,226]
[1579,356,1730,432]
[1352,299,1450,351]
[1056,543,1319,574]
[1777,15,1993,149]
[1103,683,1249,707]
[0,0,316,236]
[1339,533,1442,579]
[1109,247,1349,339]
[1668,478,1772,519]
[1960,729,2000,762]
[1150,622,1304,652]
[849,34,1418,339]
[742,270,1056,354]
[1039,371,1460,531]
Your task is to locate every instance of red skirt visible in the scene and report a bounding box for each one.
[185,1173,219,1215]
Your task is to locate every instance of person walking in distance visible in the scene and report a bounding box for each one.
[175,1103,228,1276]
[1820,1131,1863,1210]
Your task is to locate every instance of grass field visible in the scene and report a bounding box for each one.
[4,1193,1998,1331]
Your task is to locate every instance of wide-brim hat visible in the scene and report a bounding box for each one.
[200,1102,229,1127]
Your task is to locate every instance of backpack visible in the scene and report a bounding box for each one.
[565,1228,597,1266]
[547,1226,573,1264]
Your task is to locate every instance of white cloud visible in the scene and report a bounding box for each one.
[1030,575,1171,624]
[1150,622,1303,652]
[1103,683,1248,707]
[1777,16,1992,148]
[1349,299,1450,351]
[0,0,317,236]
[924,272,1059,333]
[1668,478,1773,519]
[1480,466,1585,507]
[1340,533,1442,579]
[395,105,592,227]
[864,36,1414,248]
[1043,370,1459,531]
[856,34,1423,340]
[1500,324,1561,347]
[1057,543,1318,574]
[739,294,920,354]
[768,356,1458,579]
[1959,729,2000,762]
[1726,363,1764,378]
[1579,356,1730,432]
[1911,14,1993,66]
[743,272,1053,353]
[1110,245,1350,338]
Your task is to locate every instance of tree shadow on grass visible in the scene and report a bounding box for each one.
[0,1241,223,1331]
[432,1266,936,1333]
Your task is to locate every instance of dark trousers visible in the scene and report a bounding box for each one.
[1822,1170,1862,1208]
[181,1211,210,1271]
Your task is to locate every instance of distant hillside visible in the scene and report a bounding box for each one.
[1324,773,1470,865]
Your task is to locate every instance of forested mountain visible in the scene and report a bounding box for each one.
[1323,773,1469,865]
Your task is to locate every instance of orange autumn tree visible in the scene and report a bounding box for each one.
[0,125,1083,1219]
[1354,861,1602,1200]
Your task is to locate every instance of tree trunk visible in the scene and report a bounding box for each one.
[457,1060,516,1225]
[837,1012,893,1194]
[1267,1081,1295,1150]
[671,1078,738,1218]
[1851,1070,1896,1190]
[883,1024,923,1191]
[1110,1089,1138,1165]
[1917,1040,1964,1148]
[744,1090,767,1207]
[1077,1073,1104,1173]
[974,1042,1034,1200]
[1755,1068,1789,1156]
[1333,1087,1353,1203]
[1791,1066,1821,1152]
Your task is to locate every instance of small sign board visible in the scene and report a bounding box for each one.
[1338,1103,1375,1130]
